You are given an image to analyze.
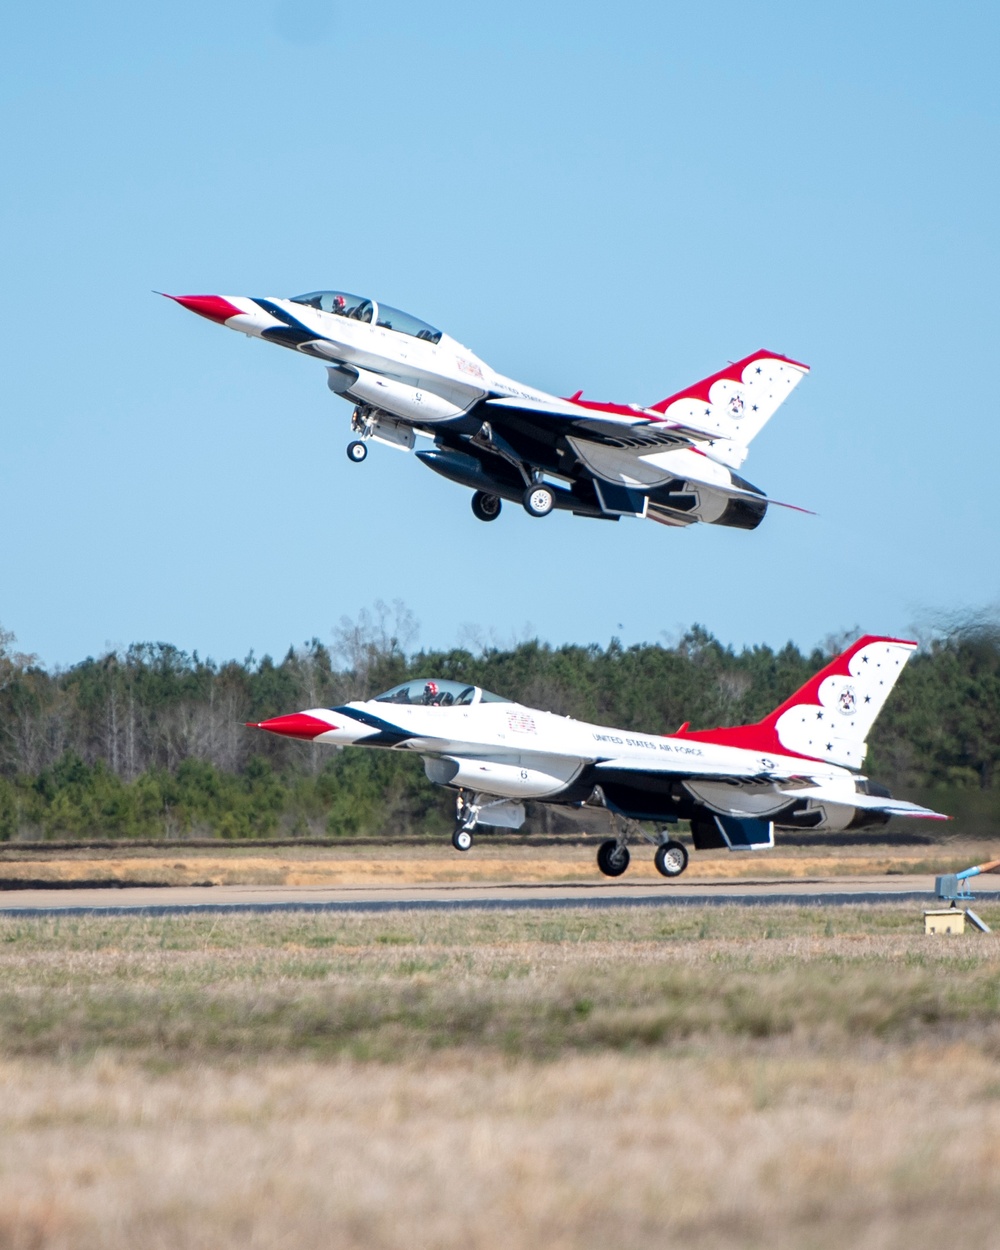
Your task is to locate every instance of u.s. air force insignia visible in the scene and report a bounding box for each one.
[837,686,857,715]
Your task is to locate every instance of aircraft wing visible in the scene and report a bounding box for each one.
[482,396,812,517]
[592,757,787,782]
[593,762,950,821]
[485,396,697,450]
[486,350,807,450]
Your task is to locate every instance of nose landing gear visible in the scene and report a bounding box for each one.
[347,404,378,463]
[451,791,478,852]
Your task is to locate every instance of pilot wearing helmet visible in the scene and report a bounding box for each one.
[332,294,347,314]
[422,681,440,705]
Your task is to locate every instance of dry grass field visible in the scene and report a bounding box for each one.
[0,833,995,888]
[3,903,1000,1248]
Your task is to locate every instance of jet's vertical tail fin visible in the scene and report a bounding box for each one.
[650,349,809,447]
[757,635,918,768]
[680,636,918,770]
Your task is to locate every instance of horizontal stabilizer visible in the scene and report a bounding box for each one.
[679,472,814,516]
[778,786,950,820]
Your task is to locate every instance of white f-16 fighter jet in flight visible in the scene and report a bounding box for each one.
[165,290,810,531]
[249,635,947,878]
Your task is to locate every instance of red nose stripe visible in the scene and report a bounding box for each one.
[165,294,244,325]
[247,713,335,740]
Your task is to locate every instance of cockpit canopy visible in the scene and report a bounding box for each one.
[374,678,509,708]
[290,291,442,344]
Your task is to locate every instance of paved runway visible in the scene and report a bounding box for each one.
[3,876,997,916]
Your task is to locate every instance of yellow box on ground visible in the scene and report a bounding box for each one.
[924,908,966,934]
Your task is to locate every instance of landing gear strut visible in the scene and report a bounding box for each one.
[596,809,633,878]
[347,404,377,462]
[451,790,477,853]
[593,805,690,881]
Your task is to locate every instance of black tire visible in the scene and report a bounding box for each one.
[471,491,502,522]
[596,839,630,877]
[347,440,368,462]
[654,840,689,878]
[452,828,473,852]
[522,484,555,517]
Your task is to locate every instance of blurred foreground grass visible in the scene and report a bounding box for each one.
[4,905,1000,1249]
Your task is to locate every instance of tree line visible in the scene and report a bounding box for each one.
[0,606,997,841]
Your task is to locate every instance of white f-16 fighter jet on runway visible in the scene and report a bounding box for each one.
[249,635,947,878]
[166,289,810,531]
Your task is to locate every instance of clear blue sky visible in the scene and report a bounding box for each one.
[1,1,997,668]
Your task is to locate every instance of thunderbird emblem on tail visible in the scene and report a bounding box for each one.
[165,289,811,533]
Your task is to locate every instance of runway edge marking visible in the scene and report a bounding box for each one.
[4,891,999,918]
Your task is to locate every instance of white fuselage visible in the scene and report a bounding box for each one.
[208,295,744,492]
[302,695,860,820]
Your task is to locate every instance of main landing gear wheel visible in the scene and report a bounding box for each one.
[347,440,368,463]
[596,839,630,877]
[522,484,555,517]
[471,491,502,522]
[452,828,474,852]
[654,840,689,878]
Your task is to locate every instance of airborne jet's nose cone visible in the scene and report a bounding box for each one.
[163,293,244,325]
[247,713,336,740]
